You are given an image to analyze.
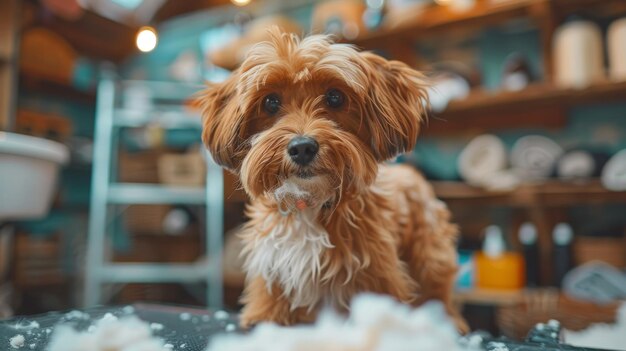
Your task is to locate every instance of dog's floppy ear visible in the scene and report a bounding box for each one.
[199,72,245,172]
[360,52,428,161]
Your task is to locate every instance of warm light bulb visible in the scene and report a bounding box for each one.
[136,26,158,53]
[231,0,251,6]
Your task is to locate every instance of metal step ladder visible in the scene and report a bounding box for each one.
[84,72,223,308]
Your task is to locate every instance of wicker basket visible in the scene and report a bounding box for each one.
[497,289,620,339]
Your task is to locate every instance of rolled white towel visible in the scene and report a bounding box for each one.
[511,135,563,180]
[458,134,518,190]
[557,150,595,180]
[557,149,611,180]
[601,149,626,191]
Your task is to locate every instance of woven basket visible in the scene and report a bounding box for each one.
[497,288,620,339]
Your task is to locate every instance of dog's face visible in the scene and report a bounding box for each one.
[201,29,427,204]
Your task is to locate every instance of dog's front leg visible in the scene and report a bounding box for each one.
[239,276,317,328]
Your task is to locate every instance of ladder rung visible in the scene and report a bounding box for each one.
[113,109,202,129]
[108,183,206,204]
[120,80,203,100]
[98,263,212,283]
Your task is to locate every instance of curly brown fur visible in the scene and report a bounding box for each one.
[200,28,468,333]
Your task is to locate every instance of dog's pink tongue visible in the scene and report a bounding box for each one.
[295,199,308,210]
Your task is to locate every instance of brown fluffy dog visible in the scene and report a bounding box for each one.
[200,28,467,332]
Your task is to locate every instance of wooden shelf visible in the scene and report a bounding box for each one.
[424,81,626,135]
[445,81,626,117]
[432,179,626,207]
[19,72,96,103]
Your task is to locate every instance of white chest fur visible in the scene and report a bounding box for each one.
[244,207,333,311]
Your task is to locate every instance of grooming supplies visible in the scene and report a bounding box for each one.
[552,223,574,287]
[476,225,525,290]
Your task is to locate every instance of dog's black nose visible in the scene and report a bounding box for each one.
[288,136,319,166]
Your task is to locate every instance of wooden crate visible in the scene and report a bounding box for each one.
[574,236,626,268]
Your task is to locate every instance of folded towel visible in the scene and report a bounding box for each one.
[458,134,518,190]
[602,149,626,191]
[511,135,563,180]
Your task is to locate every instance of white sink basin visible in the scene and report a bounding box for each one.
[0,132,69,221]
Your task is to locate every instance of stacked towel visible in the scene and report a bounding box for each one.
[602,149,626,191]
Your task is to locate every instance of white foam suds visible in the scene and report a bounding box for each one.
[9,334,25,349]
[207,294,467,351]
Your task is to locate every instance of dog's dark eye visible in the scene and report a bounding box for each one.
[263,94,281,115]
[325,89,345,108]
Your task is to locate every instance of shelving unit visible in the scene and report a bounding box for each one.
[432,180,626,207]
[352,0,626,50]
[352,0,543,49]
[19,72,96,103]
[344,0,626,137]
[424,81,626,135]
[442,81,626,117]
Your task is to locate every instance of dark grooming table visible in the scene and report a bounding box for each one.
[0,304,242,351]
[1,306,618,351]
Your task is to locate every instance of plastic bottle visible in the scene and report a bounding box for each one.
[476,225,526,290]
[519,222,540,287]
[553,223,574,287]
